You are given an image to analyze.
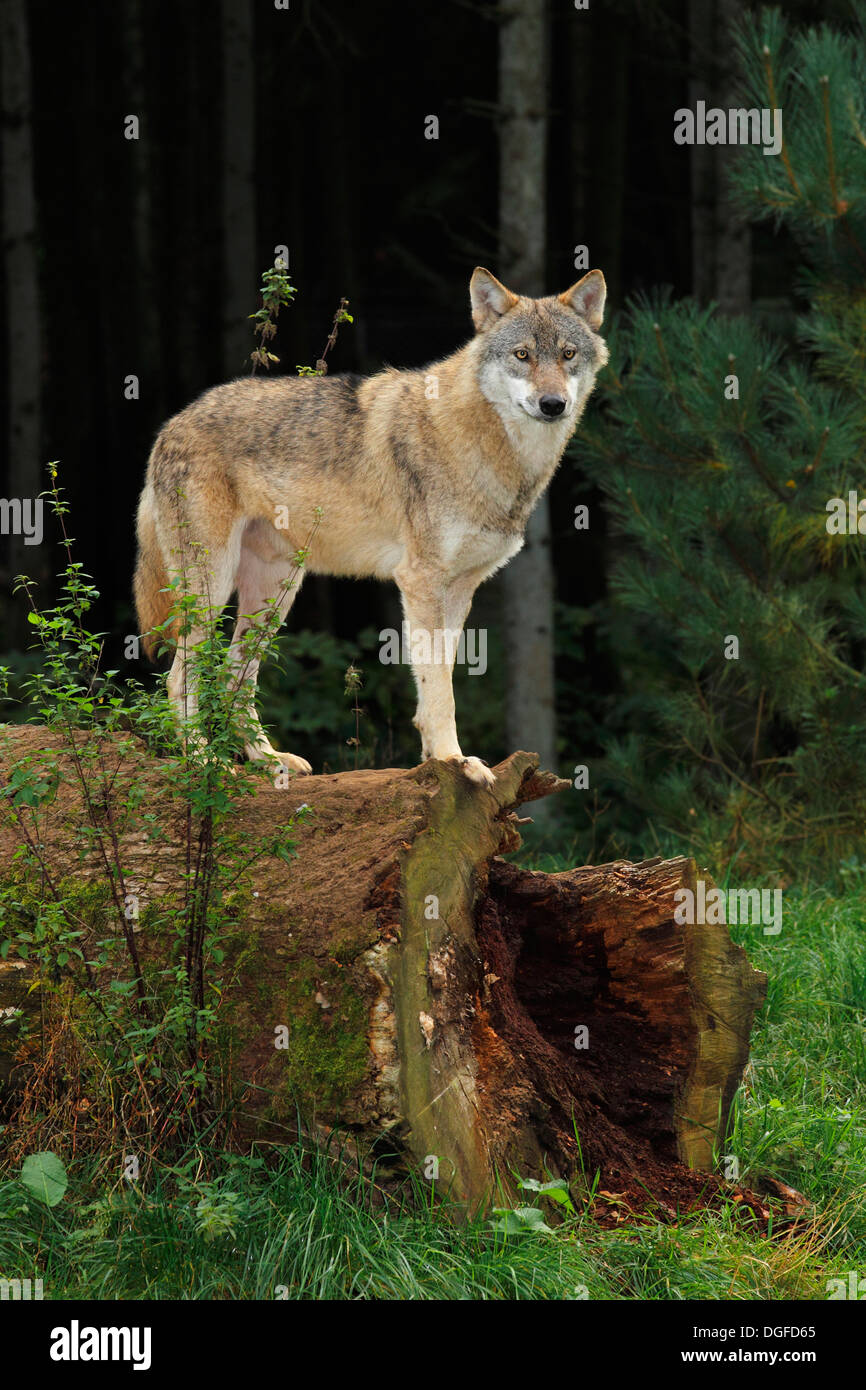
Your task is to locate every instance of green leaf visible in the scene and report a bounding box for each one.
[518,1176,573,1209]
[20,1151,69,1207]
[489,1205,554,1236]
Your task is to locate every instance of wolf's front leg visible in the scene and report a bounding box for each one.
[396,567,495,788]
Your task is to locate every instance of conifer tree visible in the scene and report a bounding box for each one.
[573,6,866,877]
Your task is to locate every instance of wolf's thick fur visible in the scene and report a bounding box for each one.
[134,267,608,784]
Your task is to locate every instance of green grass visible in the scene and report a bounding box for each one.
[1,878,864,1300]
[727,878,866,1232]
[0,1144,844,1301]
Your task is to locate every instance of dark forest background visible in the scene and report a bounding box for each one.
[1,0,862,870]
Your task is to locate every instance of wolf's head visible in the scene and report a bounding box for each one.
[469,267,608,426]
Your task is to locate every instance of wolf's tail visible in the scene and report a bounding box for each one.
[134,486,177,660]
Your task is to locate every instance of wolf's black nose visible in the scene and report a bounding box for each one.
[539,395,566,417]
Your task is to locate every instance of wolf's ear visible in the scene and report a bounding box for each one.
[470,267,519,332]
[559,270,607,331]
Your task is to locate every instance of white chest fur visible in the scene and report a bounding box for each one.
[435,516,524,577]
[500,411,571,480]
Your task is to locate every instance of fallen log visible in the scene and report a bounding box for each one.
[0,727,766,1215]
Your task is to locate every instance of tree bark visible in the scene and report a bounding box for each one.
[588,9,628,309]
[688,0,717,305]
[124,0,159,392]
[0,0,42,626]
[689,0,751,312]
[497,0,558,780]
[221,0,257,378]
[714,0,751,315]
[0,728,767,1217]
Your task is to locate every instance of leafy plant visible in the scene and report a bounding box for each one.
[20,1151,68,1207]
[489,1205,555,1237]
[0,471,306,1165]
[249,261,297,371]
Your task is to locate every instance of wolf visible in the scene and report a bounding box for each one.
[134,266,608,786]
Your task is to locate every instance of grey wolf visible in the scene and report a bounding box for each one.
[134,266,608,785]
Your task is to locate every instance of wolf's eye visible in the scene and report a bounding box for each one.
[514,348,528,360]
[563,347,576,360]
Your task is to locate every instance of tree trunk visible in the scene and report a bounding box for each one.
[0,0,42,631]
[497,0,558,779]
[714,0,751,315]
[567,10,589,253]
[688,0,717,305]
[0,728,767,1217]
[124,0,159,393]
[589,10,629,309]
[221,0,256,378]
[689,0,751,312]
[175,3,213,403]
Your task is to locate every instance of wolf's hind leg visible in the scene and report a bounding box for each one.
[164,530,241,745]
[230,530,310,775]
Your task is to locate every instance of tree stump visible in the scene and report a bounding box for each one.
[0,729,766,1215]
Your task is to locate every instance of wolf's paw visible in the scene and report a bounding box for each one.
[448,755,496,788]
[273,752,313,776]
[246,743,313,777]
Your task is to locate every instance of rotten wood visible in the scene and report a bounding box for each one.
[0,727,766,1215]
